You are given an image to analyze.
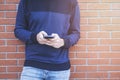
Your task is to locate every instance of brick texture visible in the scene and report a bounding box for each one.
[0,0,120,80]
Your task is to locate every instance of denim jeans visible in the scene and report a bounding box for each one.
[20,67,70,80]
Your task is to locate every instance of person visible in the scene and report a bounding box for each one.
[14,0,80,80]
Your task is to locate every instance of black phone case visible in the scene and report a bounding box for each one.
[44,35,54,39]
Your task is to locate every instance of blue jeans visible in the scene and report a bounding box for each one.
[20,67,70,80]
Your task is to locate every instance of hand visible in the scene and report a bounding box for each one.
[46,33,64,48]
[36,31,48,44]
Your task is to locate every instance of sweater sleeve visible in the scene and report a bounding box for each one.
[63,2,80,48]
[14,0,38,43]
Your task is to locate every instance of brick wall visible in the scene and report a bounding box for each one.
[0,0,120,80]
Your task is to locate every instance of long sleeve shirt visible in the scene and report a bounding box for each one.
[14,0,80,71]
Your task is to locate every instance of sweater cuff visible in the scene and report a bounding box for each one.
[30,32,38,43]
[63,38,70,48]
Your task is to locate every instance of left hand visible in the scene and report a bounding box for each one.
[45,33,64,48]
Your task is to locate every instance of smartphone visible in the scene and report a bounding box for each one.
[44,35,54,39]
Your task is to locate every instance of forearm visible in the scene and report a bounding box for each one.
[62,3,80,48]
[14,28,32,43]
[62,32,80,48]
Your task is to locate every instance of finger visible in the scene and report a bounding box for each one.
[53,44,60,48]
[38,33,45,40]
[45,42,53,46]
[38,39,49,44]
[41,31,48,36]
[37,35,48,44]
[50,33,59,41]
[38,31,47,39]
[51,33,59,38]
[45,41,57,47]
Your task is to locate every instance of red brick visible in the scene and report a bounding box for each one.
[7,53,25,59]
[112,3,120,9]
[110,72,120,78]
[111,59,120,65]
[0,67,6,72]
[0,60,17,66]
[0,0,4,3]
[76,53,97,58]
[79,3,87,10]
[88,59,109,65]
[78,39,99,45]
[81,25,98,31]
[69,52,75,58]
[100,25,120,31]
[87,32,110,38]
[0,53,6,59]
[86,39,98,45]
[100,10,120,17]
[76,66,97,71]
[100,53,120,58]
[18,59,25,65]
[80,32,87,38]
[88,18,111,24]
[0,4,16,11]
[76,45,86,51]
[7,67,22,72]
[0,46,16,52]
[0,26,5,32]
[6,11,17,18]
[80,18,87,24]
[70,59,86,65]
[102,0,120,2]
[88,3,111,10]
[0,40,5,45]
[81,11,98,17]
[87,72,108,78]
[0,18,15,25]
[0,12,4,18]
[18,45,25,52]
[7,39,24,45]
[70,45,86,51]
[112,46,120,51]
[70,73,86,78]
[112,18,120,24]
[0,32,15,39]
[0,73,18,79]
[100,39,120,45]
[99,66,120,71]
[6,0,19,4]
[77,39,86,45]
[70,66,75,72]
[6,25,14,32]
[88,46,109,51]
[112,32,120,38]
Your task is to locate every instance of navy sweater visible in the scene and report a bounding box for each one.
[14,0,80,71]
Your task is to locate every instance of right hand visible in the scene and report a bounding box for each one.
[45,33,64,48]
[36,31,48,44]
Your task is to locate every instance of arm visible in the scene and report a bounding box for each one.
[14,0,37,43]
[63,3,80,48]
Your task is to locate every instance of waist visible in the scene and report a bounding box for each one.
[24,60,71,71]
